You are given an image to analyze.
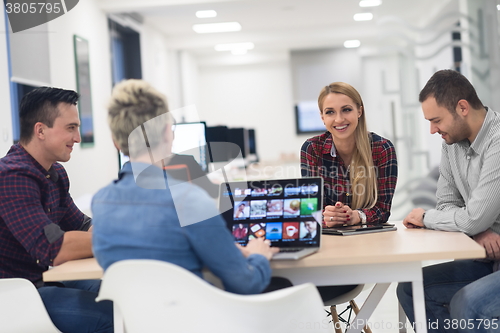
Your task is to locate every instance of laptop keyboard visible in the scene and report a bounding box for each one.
[279,248,302,253]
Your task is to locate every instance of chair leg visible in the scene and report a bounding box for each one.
[330,305,343,333]
[349,300,372,333]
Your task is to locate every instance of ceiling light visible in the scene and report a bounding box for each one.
[497,4,500,10]
[353,13,373,21]
[215,42,254,51]
[231,49,248,55]
[192,22,241,33]
[196,10,217,18]
[344,40,361,48]
[359,0,382,7]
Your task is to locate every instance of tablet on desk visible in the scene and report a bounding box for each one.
[322,223,397,236]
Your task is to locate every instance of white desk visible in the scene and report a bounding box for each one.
[43,222,485,333]
[270,222,485,333]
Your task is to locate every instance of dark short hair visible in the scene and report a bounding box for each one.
[19,87,80,144]
[419,69,483,115]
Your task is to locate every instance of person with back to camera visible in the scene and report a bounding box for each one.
[397,69,500,333]
[300,81,398,299]
[91,79,279,295]
[301,82,398,227]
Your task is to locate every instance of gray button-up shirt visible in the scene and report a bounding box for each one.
[424,108,500,236]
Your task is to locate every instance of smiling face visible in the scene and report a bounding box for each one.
[422,97,471,145]
[320,93,362,143]
[39,102,81,166]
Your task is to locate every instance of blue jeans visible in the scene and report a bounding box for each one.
[397,260,498,333]
[450,267,500,333]
[38,279,113,333]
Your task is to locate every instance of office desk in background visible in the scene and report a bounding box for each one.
[43,222,485,333]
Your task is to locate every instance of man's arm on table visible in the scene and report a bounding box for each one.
[406,142,500,236]
[53,230,93,266]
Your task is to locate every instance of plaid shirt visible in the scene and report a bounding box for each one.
[0,144,87,285]
[300,132,398,224]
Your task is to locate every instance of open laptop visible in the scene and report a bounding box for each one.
[322,223,396,236]
[218,177,323,260]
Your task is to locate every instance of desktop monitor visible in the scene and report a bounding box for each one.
[117,122,208,172]
[248,129,256,155]
[171,122,208,172]
[247,128,258,163]
[295,101,326,135]
[206,125,230,163]
[227,128,249,159]
[118,151,129,170]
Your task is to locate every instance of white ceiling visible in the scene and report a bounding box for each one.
[98,0,454,56]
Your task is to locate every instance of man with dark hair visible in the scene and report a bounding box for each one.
[398,69,500,332]
[0,87,113,332]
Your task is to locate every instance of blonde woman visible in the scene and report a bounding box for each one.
[301,82,398,226]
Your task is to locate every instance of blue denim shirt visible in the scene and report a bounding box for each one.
[92,162,271,294]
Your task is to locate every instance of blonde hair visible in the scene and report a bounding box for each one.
[318,82,377,209]
[107,79,170,156]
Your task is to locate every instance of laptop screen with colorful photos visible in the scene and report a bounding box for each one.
[219,177,323,249]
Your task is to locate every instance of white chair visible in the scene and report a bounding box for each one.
[96,259,333,333]
[0,278,61,333]
[324,285,372,333]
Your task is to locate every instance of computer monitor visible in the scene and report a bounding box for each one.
[171,122,208,172]
[247,128,258,163]
[227,128,249,159]
[206,125,230,163]
[295,101,325,135]
[248,129,256,155]
[118,151,129,170]
[117,122,208,172]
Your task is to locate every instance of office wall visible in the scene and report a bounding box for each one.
[197,55,310,163]
[45,0,117,206]
[141,25,182,110]
[290,48,362,102]
[0,12,13,156]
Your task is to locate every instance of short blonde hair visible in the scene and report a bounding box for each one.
[107,80,169,156]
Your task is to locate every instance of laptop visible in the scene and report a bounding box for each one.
[218,177,323,260]
[322,222,396,236]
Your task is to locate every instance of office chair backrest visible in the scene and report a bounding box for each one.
[163,163,192,182]
[97,259,333,333]
[0,278,61,333]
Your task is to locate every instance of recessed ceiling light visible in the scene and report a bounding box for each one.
[196,10,217,18]
[214,42,254,51]
[359,0,382,7]
[344,40,361,48]
[231,49,248,55]
[497,4,500,10]
[353,13,373,21]
[192,22,241,33]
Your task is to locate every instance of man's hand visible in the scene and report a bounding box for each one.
[323,202,360,227]
[403,208,426,229]
[236,238,279,261]
[473,229,500,260]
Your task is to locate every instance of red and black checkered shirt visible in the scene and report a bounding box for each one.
[300,132,398,224]
[0,144,87,285]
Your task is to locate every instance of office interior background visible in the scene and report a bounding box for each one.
[0,0,499,219]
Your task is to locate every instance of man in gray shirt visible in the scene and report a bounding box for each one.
[398,69,500,333]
